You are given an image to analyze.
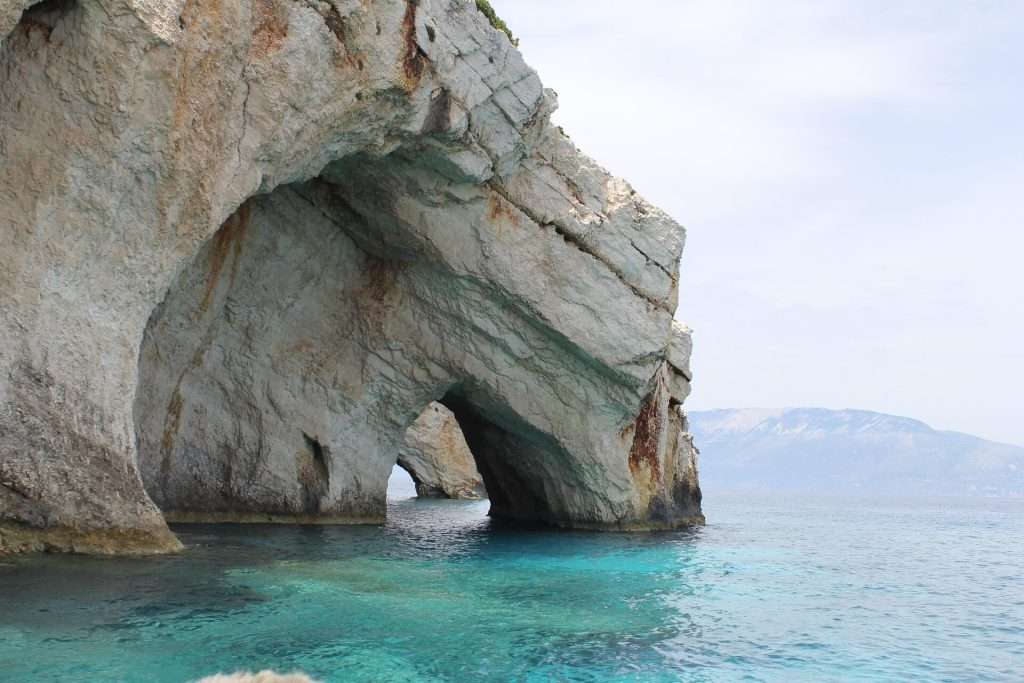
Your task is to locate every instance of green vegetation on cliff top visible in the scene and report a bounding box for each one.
[475,0,517,46]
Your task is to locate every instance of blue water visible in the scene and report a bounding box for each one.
[1,492,1022,682]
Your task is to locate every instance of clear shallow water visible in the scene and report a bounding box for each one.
[1,493,1022,682]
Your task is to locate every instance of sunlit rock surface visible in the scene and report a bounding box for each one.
[399,402,485,499]
[0,0,701,555]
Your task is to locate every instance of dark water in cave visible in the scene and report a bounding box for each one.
[1,487,1021,682]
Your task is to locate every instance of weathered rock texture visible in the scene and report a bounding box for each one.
[398,402,485,499]
[0,0,701,555]
[0,1,33,44]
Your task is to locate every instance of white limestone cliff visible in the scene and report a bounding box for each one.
[0,0,701,554]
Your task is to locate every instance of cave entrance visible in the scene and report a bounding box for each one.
[132,172,567,528]
[389,401,488,502]
[386,465,418,501]
[436,388,583,526]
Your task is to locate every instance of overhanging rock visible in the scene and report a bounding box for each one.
[0,0,701,555]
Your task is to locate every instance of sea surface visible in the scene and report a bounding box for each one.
[1,488,1021,682]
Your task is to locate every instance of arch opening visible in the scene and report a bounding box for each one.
[394,401,487,501]
[1,0,702,557]
[133,166,580,528]
[386,463,418,501]
[439,387,586,526]
[131,144,701,535]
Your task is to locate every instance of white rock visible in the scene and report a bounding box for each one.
[398,402,485,499]
[0,0,702,555]
[195,672,318,683]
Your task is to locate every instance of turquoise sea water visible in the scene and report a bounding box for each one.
[1,492,1022,682]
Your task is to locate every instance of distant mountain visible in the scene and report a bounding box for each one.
[689,408,1024,497]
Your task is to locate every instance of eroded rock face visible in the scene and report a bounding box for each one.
[0,0,701,554]
[398,402,485,499]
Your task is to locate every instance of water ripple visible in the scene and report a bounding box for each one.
[0,494,1021,681]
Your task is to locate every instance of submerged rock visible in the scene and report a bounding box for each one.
[399,402,486,499]
[196,673,318,683]
[0,0,702,555]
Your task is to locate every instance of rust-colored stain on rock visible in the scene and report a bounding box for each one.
[487,192,520,226]
[199,201,251,314]
[252,0,289,56]
[354,257,406,337]
[161,389,184,455]
[401,0,426,88]
[158,387,185,494]
[362,257,403,302]
[627,390,662,482]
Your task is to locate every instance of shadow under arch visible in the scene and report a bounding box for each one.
[132,161,631,530]
[438,384,580,526]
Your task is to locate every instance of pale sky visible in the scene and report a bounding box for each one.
[498,1,1024,446]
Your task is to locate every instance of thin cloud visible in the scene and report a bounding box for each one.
[500,0,1024,445]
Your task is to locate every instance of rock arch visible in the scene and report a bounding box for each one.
[0,0,701,555]
[397,402,485,500]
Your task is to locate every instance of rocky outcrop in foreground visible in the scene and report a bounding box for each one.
[0,0,701,555]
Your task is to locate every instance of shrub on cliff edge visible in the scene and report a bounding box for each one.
[474,0,518,46]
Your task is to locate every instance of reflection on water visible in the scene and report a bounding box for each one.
[1,494,1022,682]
